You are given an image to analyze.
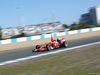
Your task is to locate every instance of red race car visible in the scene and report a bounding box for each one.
[32,35,68,52]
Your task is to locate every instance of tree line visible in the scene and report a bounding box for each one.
[62,22,100,30]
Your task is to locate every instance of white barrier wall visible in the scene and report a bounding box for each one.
[0,27,100,45]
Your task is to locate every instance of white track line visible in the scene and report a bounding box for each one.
[0,41,100,66]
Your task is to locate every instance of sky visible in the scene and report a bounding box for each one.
[0,0,100,28]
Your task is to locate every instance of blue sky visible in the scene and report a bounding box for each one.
[0,0,100,28]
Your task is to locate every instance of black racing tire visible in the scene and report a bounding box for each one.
[62,41,68,47]
[36,45,40,49]
[46,44,51,51]
[57,39,63,48]
[57,39,63,45]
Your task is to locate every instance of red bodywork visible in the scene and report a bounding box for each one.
[37,43,48,51]
[33,38,66,52]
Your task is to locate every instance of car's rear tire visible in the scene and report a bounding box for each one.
[62,41,68,47]
[57,39,63,45]
[46,44,51,51]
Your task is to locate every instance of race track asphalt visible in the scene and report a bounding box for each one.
[0,35,100,62]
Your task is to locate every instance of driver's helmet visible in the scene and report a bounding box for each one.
[52,39,56,42]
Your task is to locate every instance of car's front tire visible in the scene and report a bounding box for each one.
[46,44,51,51]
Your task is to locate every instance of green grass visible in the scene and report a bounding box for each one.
[0,46,100,75]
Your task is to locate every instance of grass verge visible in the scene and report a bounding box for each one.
[0,45,100,75]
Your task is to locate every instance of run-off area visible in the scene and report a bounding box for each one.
[0,42,100,75]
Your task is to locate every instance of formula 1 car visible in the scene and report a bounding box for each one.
[32,35,68,52]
